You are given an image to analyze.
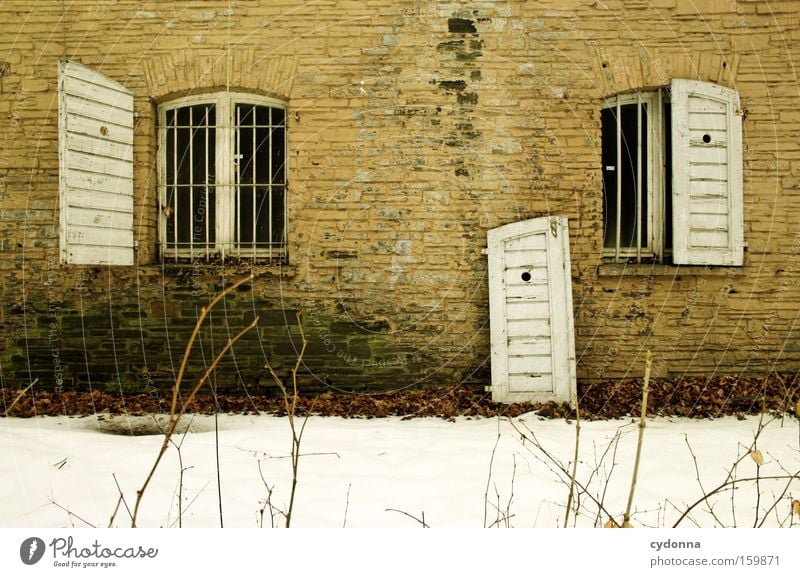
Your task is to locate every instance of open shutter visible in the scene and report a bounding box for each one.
[59,60,134,265]
[671,79,743,266]
[486,216,577,404]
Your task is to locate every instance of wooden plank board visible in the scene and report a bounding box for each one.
[507,337,552,357]
[66,225,133,248]
[506,318,551,338]
[505,300,551,321]
[503,233,546,251]
[67,206,134,230]
[688,229,729,248]
[508,373,554,393]
[508,354,553,374]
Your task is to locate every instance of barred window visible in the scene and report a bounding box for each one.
[158,93,287,260]
[601,80,743,266]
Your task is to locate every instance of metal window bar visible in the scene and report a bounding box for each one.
[252,105,257,259]
[656,89,664,260]
[172,112,178,260]
[615,96,621,262]
[189,107,194,257]
[205,106,210,261]
[268,110,273,260]
[235,104,241,259]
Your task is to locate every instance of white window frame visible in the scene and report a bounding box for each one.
[157,92,288,261]
[601,91,666,262]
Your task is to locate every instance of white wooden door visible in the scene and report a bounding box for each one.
[486,216,576,404]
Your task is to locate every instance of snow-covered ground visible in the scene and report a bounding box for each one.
[2,412,798,528]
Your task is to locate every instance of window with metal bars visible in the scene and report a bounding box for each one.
[158,93,287,261]
[601,91,671,262]
[601,80,744,267]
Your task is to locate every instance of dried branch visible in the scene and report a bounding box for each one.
[385,508,429,528]
[131,275,256,527]
[108,474,132,527]
[342,484,352,528]
[265,309,311,528]
[483,431,501,528]
[509,417,620,524]
[565,391,581,528]
[624,350,651,527]
[3,378,38,416]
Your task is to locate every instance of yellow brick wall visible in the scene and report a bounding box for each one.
[1,0,799,390]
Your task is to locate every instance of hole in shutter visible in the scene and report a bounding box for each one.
[521,271,532,282]
[100,126,108,136]
[702,134,711,143]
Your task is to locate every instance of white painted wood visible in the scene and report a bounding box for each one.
[508,374,555,392]
[506,301,551,320]
[671,79,743,266]
[67,226,132,247]
[487,216,577,404]
[502,249,548,268]
[507,337,552,356]
[506,318,552,338]
[59,60,134,265]
[69,206,134,230]
[505,283,550,300]
[508,355,553,374]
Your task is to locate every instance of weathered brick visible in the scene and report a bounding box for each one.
[0,1,797,393]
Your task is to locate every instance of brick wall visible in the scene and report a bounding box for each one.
[1,1,799,394]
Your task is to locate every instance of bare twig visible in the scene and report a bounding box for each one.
[167,481,211,528]
[589,427,626,527]
[257,460,283,528]
[565,391,581,528]
[264,310,310,528]
[483,431,501,528]
[108,474,132,527]
[624,350,651,527]
[683,435,725,526]
[3,378,39,416]
[759,454,800,528]
[49,499,96,528]
[510,418,620,524]
[342,484,352,528]
[385,508,429,528]
[673,473,800,527]
[214,410,223,528]
[131,275,256,527]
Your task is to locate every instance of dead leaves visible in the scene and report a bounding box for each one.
[2,376,800,421]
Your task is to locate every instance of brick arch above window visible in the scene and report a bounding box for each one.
[141,49,298,102]
[590,48,741,99]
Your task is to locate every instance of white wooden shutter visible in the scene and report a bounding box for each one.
[486,216,576,404]
[671,79,743,266]
[59,60,134,265]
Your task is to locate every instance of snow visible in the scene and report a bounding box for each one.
[1,412,798,528]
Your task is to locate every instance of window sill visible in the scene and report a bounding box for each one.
[597,263,744,277]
